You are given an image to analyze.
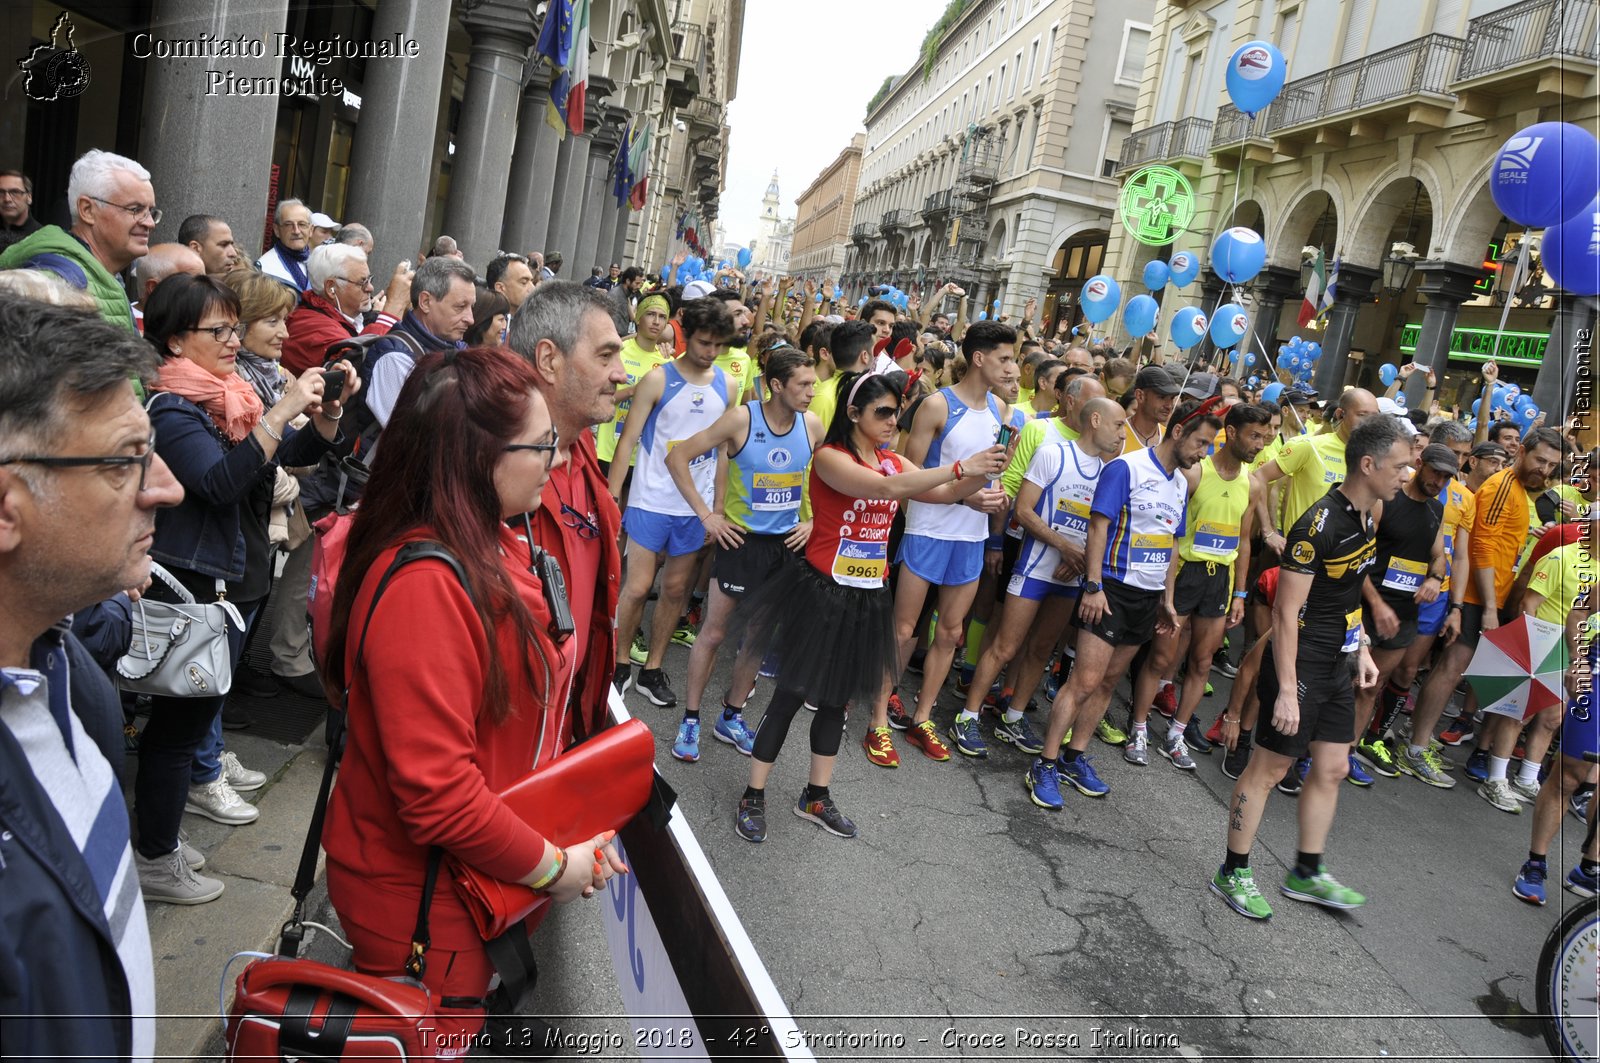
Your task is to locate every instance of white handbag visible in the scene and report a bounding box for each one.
[116,562,246,698]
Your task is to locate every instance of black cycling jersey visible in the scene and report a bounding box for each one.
[1280,484,1376,656]
[1370,487,1443,618]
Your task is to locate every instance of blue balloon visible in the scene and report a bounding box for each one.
[978,310,988,320]
[1379,363,1399,387]
[718,260,730,271]
[659,263,671,282]
[1490,123,1600,229]
[1170,306,1208,350]
[1261,382,1284,404]
[833,285,843,301]
[1516,394,1537,414]
[1244,352,1257,366]
[1211,227,1267,285]
[1248,375,1259,387]
[737,247,753,269]
[1209,302,1249,347]
[1122,293,1159,336]
[1168,251,1200,288]
[1542,194,1600,296]
[1393,391,1407,409]
[992,297,1001,308]
[1472,398,1482,415]
[1467,418,1478,431]
[1143,260,1170,291]
[1225,40,1289,117]
[1079,274,1122,325]
[1305,342,1321,360]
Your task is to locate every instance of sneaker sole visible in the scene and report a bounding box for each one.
[1439,733,1473,747]
[1565,879,1599,898]
[1280,885,1364,910]
[1160,754,1197,771]
[1477,788,1523,814]
[1222,762,1248,780]
[1209,880,1271,920]
[142,883,226,905]
[640,688,677,708]
[1397,765,1457,789]
[670,749,699,762]
[183,802,259,826]
[1512,882,1547,906]
[1345,774,1374,788]
[712,729,754,755]
[1353,751,1400,777]
[671,636,696,647]
[993,731,1044,756]
[1275,784,1303,797]
[947,729,989,758]
[734,823,766,844]
[887,718,912,732]
[1024,772,1064,810]
[226,776,267,793]
[1061,775,1109,798]
[792,805,857,838]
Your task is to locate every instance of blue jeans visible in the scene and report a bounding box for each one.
[189,602,260,785]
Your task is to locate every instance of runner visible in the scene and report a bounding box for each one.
[1210,415,1408,920]
[608,298,737,706]
[808,320,874,431]
[596,292,672,471]
[1253,388,1380,543]
[664,348,822,762]
[1025,398,1223,808]
[707,289,756,402]
[1122,364,1182,454]
[731,370,1004,839]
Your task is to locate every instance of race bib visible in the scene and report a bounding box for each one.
[668,439,714,467]
[1053,497,1091,542]
[751,472,803,512]
[1382,556,1428,593]
[1190,520,1240,558]
[832,538,888,588]
[1130,532,1174,568]
[1341,607,1362,653]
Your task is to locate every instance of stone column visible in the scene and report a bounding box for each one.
[442,0,535,269]
[501,67,563,255]
[547,131,593,270]
[1314,263,1382,398]
[575,115,623,275]
[1532,293,1596,417]
[343,0,451,265]
[139,0,290,247]
[1249,265,1303,370]
[613,202,636,266]
[1401,262,1484,408]
[596,193,621,269]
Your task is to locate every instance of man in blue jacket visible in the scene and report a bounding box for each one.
[0,293,185,1060]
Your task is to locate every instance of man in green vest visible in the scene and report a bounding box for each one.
[0,149,153,331]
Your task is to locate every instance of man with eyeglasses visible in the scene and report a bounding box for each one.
[0,169,40,254]
[0,149,158,331]
[0,292,185,1060]
[257,198,315,292]
[281,243,405,376]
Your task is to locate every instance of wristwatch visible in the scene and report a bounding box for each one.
[1083,580,1103,595]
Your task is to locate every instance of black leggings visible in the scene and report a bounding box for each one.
[751,687,846,764]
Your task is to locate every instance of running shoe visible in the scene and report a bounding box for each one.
[758,652,779,679]
[629,632,648,665]
[1096,717,1128,746]
[993,714,1045,755]
[713,712,756,755]
[1462,748,1490,783]
[1438,719,1474,746]
[1566,864,1600,898]
[1221,739,1251,780]
[906,720,952,761]
[1010,756,1056,808]
[1354,738,1399,778]
[1510,776,1541,802]
[1477,779,1522,814]
[1281,866,1366,910]
[636,668,677,708]
[886,692,913,731]
[1184,718,1213,755]
[948,716,989,758]
[1153,685,1178,718]
[1513,860,1548,906]
[1124,729,1149,766]
[1204,715,1226,745]
[1043,669,1062,702]
[862,726,899,768]
[1058,754,1109,797]
[952,665,975,697]
[1159,731,1196,771]
[671,621,697,647]
[670,717,700,762]
[735,796,766,842]
[1276,758,1308,796]
[1212,660,1239,680]
[1211,866,1273,920]
[1204,681,1214,697]
[1345,753,1374,788]
[1571,789,1593,823]
[1396,746,1456,788]
[794,792,858,838]
[613,662,631,694]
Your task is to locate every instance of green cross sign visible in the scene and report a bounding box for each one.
[1120,165,1196,246]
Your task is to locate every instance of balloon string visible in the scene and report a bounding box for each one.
[1491,235,1532,364]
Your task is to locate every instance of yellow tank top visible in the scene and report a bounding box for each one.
[1180,456,1251,565]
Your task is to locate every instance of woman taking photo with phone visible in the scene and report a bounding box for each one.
[730,368,1006,843]
[320,346,625,1048]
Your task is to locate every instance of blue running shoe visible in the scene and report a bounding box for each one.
[994,713,1045,755]
[671,717,700,762]
[1566,863,1599,898]
[1026,760,1064,809]
[714,711,756,755]
[1463,747,1489,784]
[1570,789,1592,823]
[758,651,779,679]
[1059,754,1109,798]
[1346,753,1374,787]
[949,715,989,758]
[1513,860,1548,905]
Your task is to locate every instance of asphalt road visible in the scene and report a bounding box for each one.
[624,617,1590,1062]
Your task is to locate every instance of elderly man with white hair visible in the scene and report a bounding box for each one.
[0,148,157,329]
[257,197,315,291]
[281,242,409,375]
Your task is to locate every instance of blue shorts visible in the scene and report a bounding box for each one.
[1562,692,1600,764]
[623,507,705,558]
[1416,593,1448,637]
[898,533,983,587]
[1007,572,1082,602]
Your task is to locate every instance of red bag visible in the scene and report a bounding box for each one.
[307,508,355,674]
[227,957,432,1060]
[446,718,656,940]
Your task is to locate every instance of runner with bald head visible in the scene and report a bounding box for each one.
[1252,387,1380,550]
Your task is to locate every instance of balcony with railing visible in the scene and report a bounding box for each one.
[850,221,876,246]
[685,96,724,139]
[1454,0,1598,110]
[880,208,914,235]
[922,189,952,220]
[1117,116,1215,173]
[1262,34,1467,143]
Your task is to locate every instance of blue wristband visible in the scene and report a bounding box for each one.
[986,534,1004,550]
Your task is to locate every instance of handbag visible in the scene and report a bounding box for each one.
[445,718,656,941]
[116,562,245,698]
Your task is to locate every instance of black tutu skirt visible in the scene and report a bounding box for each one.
[731,556,900,709]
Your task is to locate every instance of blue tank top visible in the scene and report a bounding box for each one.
[725,401,813,535]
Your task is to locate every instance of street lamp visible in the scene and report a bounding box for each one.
[1382,240,1419,296]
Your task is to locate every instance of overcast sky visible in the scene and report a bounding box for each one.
[719,0,947,245]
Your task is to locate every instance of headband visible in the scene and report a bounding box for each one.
[635,293,670,324]
[846,368,884,410]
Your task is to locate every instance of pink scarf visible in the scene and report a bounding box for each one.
[154,356,265,444]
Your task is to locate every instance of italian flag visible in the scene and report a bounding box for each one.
[540,0,590,137]
[1298,250,1327,328]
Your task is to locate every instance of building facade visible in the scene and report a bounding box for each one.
[749,170,793,274]
[1107,0,1597,415]
[790,133,864,283]
[842,0,1155,325]
[2,0,742,279]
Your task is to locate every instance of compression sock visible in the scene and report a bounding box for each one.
[1222,848,1251,874]
[1374,682,1408,737]
[1294,851,1323,879]
[964,618,986,667]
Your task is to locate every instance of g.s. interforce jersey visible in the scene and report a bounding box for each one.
[725,401,812,535]
[1014,440,1104,588]
[905,387,1004,542]
[1092,447,1189,592]
[629,362,731,516]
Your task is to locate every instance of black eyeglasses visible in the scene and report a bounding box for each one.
[561,503,601,540]
[334,275,374,290]
[85,195,161,224]
[504,430,559,463]
[189,322,247,343]
[1,433,157,491]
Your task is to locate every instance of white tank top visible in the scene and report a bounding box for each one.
[905,387,1003,542]
[628,361,731,517]
[1012,440,1104,587]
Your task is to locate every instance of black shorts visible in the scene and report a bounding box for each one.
[1073,576,1161,647]
[1454,602,1488,651]
[713,532,793,598]
[1364,599,1420,651]
[994,533,1023,604]
[1173,558,1231,619]
[1255,647,1357,758]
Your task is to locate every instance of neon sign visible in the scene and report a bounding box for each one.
[1119,165,1196,246]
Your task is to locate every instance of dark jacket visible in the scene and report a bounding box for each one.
[0,214,41,255]
[70,594,133,675]
[346,311,459,442]
[148,391,339,583]
[0,626,140,1061]
[281,289,395,376]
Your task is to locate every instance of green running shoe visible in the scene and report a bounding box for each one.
[629,632,648,665]
[1095,717,1128,746]
[1211,866,1273,920]
[1281,865,1366,910]
[671,622,697,647]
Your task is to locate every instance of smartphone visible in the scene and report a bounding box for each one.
[997,424,1016,448]
[321,369,347,406]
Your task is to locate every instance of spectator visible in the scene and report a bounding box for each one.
[0,169,41,253]
[135,275,359,902]
[0,268,96,307]
[584,266,607,288]
[603,263,621,289]
[430,235,463,259]
[310,212,339,246]
[131,242,204,325]
[0,149,155,329]
[358,255,477,433]
[336,222,375,256]
[542,250,563,279]
[528,250,546,283]
[609,265,646,326]
[465,288,511,347]
[486,252,536,313]
[280,244,405,376]
[257,198,314,291]
[177,213,241,278]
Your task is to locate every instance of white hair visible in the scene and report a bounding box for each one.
[67,149,151,223]
[308,243,368,290]
[275,197,309,224]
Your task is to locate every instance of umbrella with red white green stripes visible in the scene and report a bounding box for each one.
[1466,613,1570,722]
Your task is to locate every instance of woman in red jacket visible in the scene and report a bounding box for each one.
[320,345,625,1052]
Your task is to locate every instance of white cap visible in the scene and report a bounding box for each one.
[682,279,717,299]
[1378,397,1419,436]
[310,212,339,229]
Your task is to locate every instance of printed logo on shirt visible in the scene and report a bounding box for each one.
[770,447,793,468]
[691,391,706,408]
[1290,540,1316,565]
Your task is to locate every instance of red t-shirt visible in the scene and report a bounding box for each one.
[1526,521,1584,569]
[806,443,903,588]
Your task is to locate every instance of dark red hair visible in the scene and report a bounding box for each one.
[322,345,545,722]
